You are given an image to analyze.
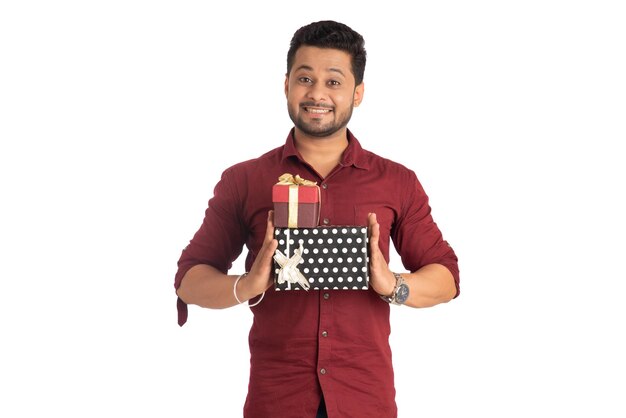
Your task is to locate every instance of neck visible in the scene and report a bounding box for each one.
[293,128,349,178]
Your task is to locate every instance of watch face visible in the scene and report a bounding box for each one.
[396,284,410,304]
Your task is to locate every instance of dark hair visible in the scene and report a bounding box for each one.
[287,20,367,86]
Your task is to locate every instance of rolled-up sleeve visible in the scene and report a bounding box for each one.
[174,169,247,325]
[392,170,460,297]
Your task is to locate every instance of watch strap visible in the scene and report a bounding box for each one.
[380,272,405,305]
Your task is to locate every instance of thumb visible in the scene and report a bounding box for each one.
[368,212,380,248]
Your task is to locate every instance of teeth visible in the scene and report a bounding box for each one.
[308,108,330,113]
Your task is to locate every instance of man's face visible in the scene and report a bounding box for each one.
[285,46,363,138]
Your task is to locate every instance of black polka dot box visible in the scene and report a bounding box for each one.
[273,226,370,291]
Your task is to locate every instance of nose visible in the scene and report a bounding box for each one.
[306,82,327,103]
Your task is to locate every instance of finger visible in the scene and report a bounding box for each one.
[264,210,276,244]
[259,235,278,263]
[261,211,279,259]
[368,213,387,274]
[368,212,380,247]
[251,239,278,291]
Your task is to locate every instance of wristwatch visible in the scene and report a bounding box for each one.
[380,273,410,305]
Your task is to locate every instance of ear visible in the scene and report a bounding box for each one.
[353,82,365,107]
[284,74,289,98]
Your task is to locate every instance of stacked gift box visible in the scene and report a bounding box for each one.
[272,173,320,228]
[272,173,369,291]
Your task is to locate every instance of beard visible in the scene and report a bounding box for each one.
[288,102,354,138]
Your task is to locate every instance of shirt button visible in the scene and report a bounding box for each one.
[321,183,328,189]
[323,293,329,300]
[322,218,330,225]
[320,368,327,375]
[322,331,328,337]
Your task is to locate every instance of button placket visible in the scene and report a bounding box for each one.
[318,181,332,228]
[318,291,332,389]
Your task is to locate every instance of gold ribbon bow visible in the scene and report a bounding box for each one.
[277,173,318,186]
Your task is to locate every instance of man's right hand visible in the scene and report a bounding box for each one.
[237,210,278,302]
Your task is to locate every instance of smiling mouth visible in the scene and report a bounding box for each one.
[302,105,333,114]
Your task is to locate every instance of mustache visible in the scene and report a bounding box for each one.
[300,102,334,109]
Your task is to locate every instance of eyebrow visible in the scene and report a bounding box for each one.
[294,65,346,78]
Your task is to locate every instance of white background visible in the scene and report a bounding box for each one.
[1,1,625,417]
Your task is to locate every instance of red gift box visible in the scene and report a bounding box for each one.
[272,173,320,228]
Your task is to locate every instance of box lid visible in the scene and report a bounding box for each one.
[272,183,320,203]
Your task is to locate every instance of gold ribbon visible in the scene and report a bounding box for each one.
[276,173,319,228]
[288,186,298,227]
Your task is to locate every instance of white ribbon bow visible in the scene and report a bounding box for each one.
[273,243,310,290]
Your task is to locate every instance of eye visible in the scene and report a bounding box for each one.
[298,77,313,84]
[328,80,341,87]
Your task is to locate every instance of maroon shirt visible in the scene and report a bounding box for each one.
[175,129,459,418]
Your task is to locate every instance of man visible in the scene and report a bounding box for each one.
[175,20,459,418]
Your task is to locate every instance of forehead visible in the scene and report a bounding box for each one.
[291,46,354,80]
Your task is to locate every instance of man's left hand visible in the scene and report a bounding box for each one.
[367,212,396,297]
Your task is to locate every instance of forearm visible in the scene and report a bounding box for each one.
[177,212,278,310]
[367,214,458,308]
[402,263,457,308]
[176,264,262,309]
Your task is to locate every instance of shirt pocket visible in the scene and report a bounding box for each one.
[353,205,394,238]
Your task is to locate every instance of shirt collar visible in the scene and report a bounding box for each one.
[281,128,370,170]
